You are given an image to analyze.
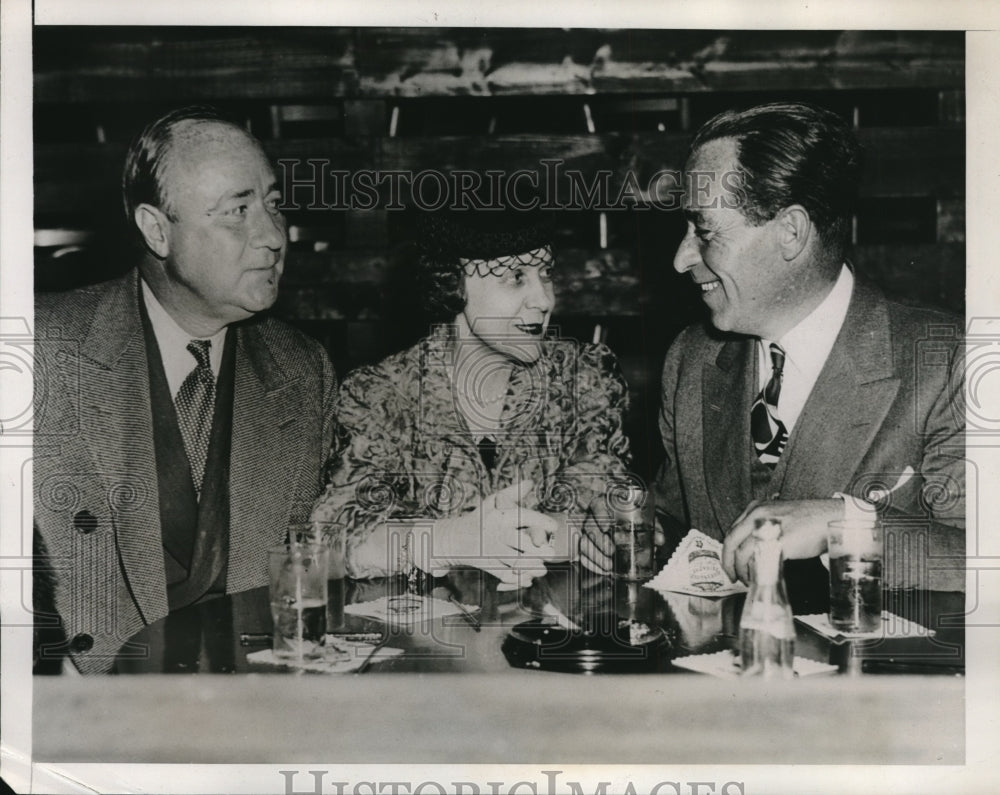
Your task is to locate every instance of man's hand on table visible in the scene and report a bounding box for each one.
[722,498,846,585]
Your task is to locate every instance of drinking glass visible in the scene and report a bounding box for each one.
[609,481,655,581]
[827,519,884,633]
[268,539,329,661]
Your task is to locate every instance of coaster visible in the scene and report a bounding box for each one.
[344,595,479,627]
[795,611,936,641]
[671,649,837,678]
[246,638,403,673]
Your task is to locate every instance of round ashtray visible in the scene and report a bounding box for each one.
[502,612,673,674]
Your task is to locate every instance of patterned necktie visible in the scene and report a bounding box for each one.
[751,342,788,468]
[175,340,216,497]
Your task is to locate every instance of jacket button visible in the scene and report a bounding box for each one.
[73,510,98,534]
[70,633,94,653]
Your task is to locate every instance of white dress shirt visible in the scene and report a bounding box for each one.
[141,279,226,398]
[755,265,875,530]
[756,264,854,435]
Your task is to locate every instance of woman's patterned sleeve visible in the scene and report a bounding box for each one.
[549,342,632,518]
[309,367,414,558]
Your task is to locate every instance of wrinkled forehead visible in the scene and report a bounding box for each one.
[681,139,746,215]
[460,245,554,278]
[161,120,273,190]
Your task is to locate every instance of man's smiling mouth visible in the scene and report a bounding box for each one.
[515,323,544,336]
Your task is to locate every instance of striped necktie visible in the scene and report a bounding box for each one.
[751,342,788,468]
[175,339,216,497]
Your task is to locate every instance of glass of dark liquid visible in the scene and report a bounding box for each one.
[827,519,883,633]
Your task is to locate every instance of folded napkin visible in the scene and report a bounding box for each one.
[246,636,403,673]
[672,649,837,678]
[344,595,479,627]
[645,529,747,596]
[795,611,936,641]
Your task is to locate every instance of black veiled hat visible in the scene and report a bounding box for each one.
[417,207,554,265]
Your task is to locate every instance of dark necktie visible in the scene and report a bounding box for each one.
[751,342,788,468]
[175,340,216,497]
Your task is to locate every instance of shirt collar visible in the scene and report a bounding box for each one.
[140,278,227,388]
[761,264,854,381]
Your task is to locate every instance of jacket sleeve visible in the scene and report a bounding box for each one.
[541,343,632,530]
[652,329,693,543]
[877,330,965,591]
[310,367,421,577]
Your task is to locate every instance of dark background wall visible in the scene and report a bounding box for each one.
[33,27,965,481]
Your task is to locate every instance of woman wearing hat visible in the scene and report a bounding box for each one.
[310,209,631,589]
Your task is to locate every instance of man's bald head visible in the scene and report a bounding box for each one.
[122,106,262,227]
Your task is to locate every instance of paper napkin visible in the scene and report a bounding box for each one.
[246,636,403,673]
[645,529,747,596]
[344,595,479,627]
[795,611,936,641]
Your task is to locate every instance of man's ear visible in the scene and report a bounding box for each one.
[776,204,812,261]
[134,204,171,259]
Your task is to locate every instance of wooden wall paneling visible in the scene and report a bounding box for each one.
[344,99,387,137]
[33,125,965,231]
[344,209,389,249]
[34,28,359,104]
[269,104,345,139]
[936,198,965,244]
[851,243,965,313]
[377,133,612,176]
[856,197,939,245]
[938,89,965,125]
[33,143,128,225]
[274,245,641,319]
[856,127,964,198]
[34,29,964,102]
[825,59,965,91]
[831,30,963,59]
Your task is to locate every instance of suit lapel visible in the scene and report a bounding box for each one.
[75,272,167,623]
[703,337,755,529]
[776,280,900,499]
[227,321,304,592]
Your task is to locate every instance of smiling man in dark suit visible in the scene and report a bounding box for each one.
[656,102,964,611]
[34,107,337,673]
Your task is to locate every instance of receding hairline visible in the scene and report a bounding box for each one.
[155,119,268,210]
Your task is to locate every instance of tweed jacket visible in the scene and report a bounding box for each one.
[656,278,965,592]
[311,328,632,577]
[33,270,337,672]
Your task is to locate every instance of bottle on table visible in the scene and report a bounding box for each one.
[738,519,795,679]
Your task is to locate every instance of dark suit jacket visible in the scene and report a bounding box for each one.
[656,279,965,592]
[33,270,337,672]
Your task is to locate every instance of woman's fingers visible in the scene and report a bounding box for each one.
[577,532,613,575]
[515,509,559,548]
[493,479,535,511]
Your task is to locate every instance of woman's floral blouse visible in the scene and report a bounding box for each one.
[311,326,632,577]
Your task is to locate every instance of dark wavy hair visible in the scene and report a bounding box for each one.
[690,102,862,260]
[122,105,242,226]
[415,248,468,322]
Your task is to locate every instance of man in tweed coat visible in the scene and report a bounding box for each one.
[34,107,337,673]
